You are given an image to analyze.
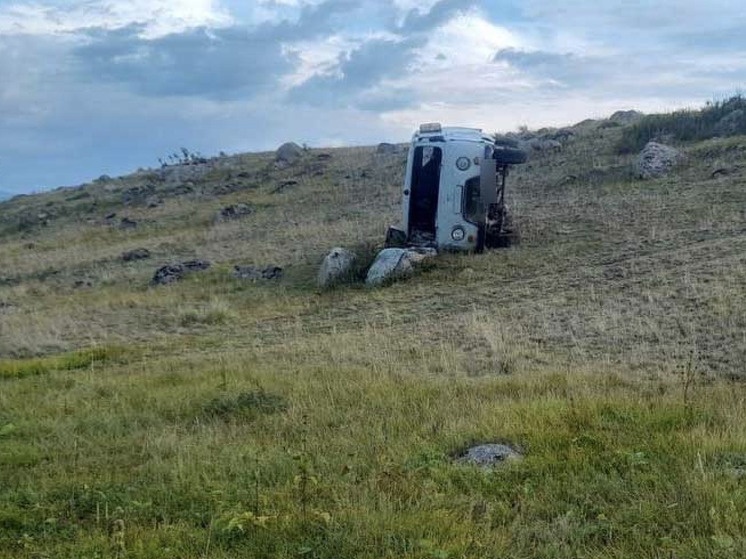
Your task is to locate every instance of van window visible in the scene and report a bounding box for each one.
[463,176,485,223]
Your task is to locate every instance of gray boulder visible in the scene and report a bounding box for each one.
[376,142,400,155]
[636,142,681,179]
[365,247,436,287]
[609,110,644,125]
[275,142,303,166]
[458,444,523,468]
[318,247,357,287]
[714,109,746,136]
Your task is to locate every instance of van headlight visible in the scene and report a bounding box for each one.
[451,226,465,241]
[456,157,471,171]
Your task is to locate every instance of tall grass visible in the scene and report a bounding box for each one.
[0,346,128,379]
[619,94,746,153]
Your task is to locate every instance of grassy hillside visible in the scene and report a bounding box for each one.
[1,117,746,558]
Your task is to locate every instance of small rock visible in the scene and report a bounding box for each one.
[121,248,151,262]
[105,212,117,220]
[216,203,253,221]
[152,260,210,285]
[119,217,138,229]
[376,142,400,155]
[636,141,681,179]
[318,248,357,287]
[233,265,283,281]
[275,142,303,166]
[146,196,163,208]
[316,153,332,161]
[457,443,523,467]
[73,279,93,289]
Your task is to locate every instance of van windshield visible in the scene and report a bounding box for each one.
[408,145,442,237]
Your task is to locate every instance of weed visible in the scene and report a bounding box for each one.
[202,390,288,421]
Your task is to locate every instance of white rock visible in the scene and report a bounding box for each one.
[318,247,357,287]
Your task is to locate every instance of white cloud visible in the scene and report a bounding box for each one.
[0,0,232,37]
[419,11,522,65]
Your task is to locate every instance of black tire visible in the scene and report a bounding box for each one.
[493,147,527,165]
[493,135,521,148]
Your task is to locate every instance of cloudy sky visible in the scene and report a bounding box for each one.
[1,0,744,194]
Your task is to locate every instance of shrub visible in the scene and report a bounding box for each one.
[202,390,288,421]
[618,94,746,153]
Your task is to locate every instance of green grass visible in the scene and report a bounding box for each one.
[1,108,746,557]
[0,346,129,379]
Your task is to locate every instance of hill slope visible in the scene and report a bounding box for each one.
[1,116,746,557]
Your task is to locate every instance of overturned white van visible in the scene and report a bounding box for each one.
[387,123,526,252]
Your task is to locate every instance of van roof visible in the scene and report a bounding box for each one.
[413,126,492,144]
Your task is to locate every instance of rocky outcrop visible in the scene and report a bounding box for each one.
[152,260,210,285]
[318,248,357,287]
[636,142,681,179]
[365,248,436,287]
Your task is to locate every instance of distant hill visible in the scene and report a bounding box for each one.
[0,190,15,201]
